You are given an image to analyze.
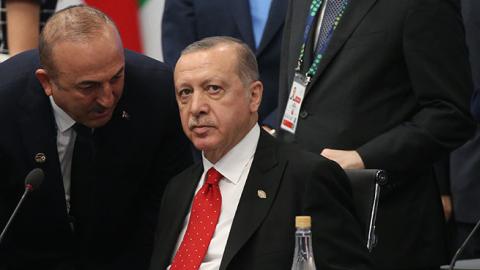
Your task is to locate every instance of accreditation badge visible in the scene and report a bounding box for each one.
[280,73,308,134]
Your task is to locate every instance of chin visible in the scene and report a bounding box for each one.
[191,138,217,153]
[86,117,111,128]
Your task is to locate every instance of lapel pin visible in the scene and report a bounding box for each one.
[257,190,267,199]
[121,110,130,120]
[34,153,47,164]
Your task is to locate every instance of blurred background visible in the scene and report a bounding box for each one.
[56,0,164,60]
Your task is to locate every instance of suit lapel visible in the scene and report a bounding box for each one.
[256,0,288,55]
[18,74,58,168]
[219,132,286,270]
[17,72,67,210]
[306,0,378,93]
[156,164,203,269]
[230,0,256,50]
[94,93,133,160]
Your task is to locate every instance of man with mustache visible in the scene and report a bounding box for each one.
[0,5,192,270]
[149,36,373,270]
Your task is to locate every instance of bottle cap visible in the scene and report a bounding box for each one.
[295,216,311,228]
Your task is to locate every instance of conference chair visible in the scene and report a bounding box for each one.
[344,169,388,252]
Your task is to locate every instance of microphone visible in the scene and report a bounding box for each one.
[0,168,44,245]
[449,218,480,270]
[24,168,44,191]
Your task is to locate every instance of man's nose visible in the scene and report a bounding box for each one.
[189,91,209,116]
[97,83,115,108]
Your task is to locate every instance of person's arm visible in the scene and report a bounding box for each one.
[5,0,40,56]
[161,0,197,67]
[354,0,475,171]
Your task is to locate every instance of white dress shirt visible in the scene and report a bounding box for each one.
[49,96,76,212]
[168,124,260,270]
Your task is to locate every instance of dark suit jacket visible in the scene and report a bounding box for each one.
[451,0,480,225]
[149,131,373,270]
[0,49,192,270]
[278,0,475,268]
[473,91,480,120]
[463,0,480,121]
[161,0,287,125]
[461,0,480,121]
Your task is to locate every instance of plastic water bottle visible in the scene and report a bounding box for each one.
[291,216,317,270]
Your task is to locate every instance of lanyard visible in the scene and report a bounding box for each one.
[296,0,348,84]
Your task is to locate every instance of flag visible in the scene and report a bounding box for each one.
[55,0,164,60]
[139,0,164,60]
[85,0,142,52]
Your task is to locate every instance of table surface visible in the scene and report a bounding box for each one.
[440,259,480,270]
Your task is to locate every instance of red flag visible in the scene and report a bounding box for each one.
[84,0,143,52]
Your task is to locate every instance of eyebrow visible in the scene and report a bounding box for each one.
[77,66,125,86]
[112,66,125,78]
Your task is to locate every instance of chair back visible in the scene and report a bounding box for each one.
[344,169,387,251]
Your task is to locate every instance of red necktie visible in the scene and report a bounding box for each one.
[170,167,223,270]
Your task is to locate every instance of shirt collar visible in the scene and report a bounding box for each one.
[49,96,76,133]
[202,124,260,185]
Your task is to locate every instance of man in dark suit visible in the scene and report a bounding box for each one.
[0,6,192,270]
[161,0,286,126]
[277,0,475,269]
[149,36,372,270]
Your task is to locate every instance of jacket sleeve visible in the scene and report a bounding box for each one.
[162,0,198,67]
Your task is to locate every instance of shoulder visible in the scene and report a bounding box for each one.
[122,50,176,107]
[123,50,174,95]
[124,49,172,77]
[163,162,202,194]
[0,49,39,85]
[0,50,40,112]
[170,162,202,181]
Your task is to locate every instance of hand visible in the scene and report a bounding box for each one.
[441,195,453,221]
[320,149,365,169]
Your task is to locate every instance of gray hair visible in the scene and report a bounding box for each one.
[39,5,120,76]
[180,36,259,85]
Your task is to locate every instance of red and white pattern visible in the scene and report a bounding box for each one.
[170,168,223,270]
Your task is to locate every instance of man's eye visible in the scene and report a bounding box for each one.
[78,84,96,92]
[178,88,193,97]
[207,85,221,93]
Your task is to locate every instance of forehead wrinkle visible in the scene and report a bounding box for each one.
[175,47,241,89]
[77,65,124,84]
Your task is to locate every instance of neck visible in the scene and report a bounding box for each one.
[204,120,257,164]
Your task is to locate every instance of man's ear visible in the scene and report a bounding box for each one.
[249,80,263,113]
[35,68,53,96]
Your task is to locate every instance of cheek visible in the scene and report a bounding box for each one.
[179,111,190,132]
[74,96,99,116]
[113,85,124,99]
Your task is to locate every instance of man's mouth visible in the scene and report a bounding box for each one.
[191,125,214,135]
[92,109,111,119]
